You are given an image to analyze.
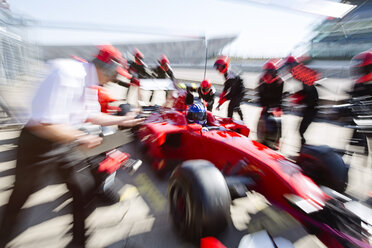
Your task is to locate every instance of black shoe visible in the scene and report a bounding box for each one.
[66,239,85,248]
[65,226,89,248]
[96,187,120,205]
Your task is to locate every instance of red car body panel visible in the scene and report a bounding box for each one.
[98,150,130,174]
[138,108,329,211]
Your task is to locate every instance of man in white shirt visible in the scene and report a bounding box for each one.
[0,45,144,248]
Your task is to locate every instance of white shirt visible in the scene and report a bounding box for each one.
[29,59,101,127]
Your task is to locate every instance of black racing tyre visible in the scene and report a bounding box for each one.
[256,115,267,144]
[257,114,281,149]
[168,160,231,241]
[296,145,349,193]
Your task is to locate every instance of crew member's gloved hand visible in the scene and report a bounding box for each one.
[291,92,305,104]
[273,107,283,117]
[129,109,142,117]
[130,77,140,86]
[283,91,291,97]
[76,134,103,150]
[118,113,145,127]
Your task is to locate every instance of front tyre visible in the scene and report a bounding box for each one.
[296,145,349,193]
[168,160,231,241]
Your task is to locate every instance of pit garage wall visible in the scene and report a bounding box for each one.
[311,40,372,59]
[310,0,372,59]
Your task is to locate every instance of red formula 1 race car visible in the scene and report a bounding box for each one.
[137,90,249,175]
[137,90,371,248]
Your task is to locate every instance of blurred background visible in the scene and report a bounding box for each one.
[0,1,371,247]
[0,0,370,125]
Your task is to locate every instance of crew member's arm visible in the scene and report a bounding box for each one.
[217,80,230,109]
[29,123,102,149]
[87,112,144,127]
[167,68,175,81]
[141,64,154,78]
[197,87,203,99]
[151,67,159,78]
[291,89,305,104]
[278,78,284,107]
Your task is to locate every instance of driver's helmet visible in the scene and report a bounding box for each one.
[133,48,144,65]
[200,79,212,95]
[350,50,372,84]
[214,55,230,74]
[159,54,170,71]
[187,102,207,126]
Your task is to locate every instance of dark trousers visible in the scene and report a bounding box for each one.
[117,81,131,100]
[149,90,170,104]
[0,128,92,247]
[206,99,214,112]
[125,86,131,99]
[299,106,317,145]
[149,90,155,103]
[227,95,244,120]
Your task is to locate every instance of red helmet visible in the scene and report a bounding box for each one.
[263,61,277,70]
[95,45,128,78]
[286,56,298,64]
[133,48,144,65]
[96,45,124,63]
[200,79,212,95]
[350,50,372,84]
[159,54,170,71]
[159,54,170,65]
[133,48,144,60]
[262,60,278,79]
[214,55,230,74]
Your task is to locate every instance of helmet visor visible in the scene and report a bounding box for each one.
[161,63,169,71]
[350,59,366,80]
[187,111,206,122]
[265,68,277,76]
[135,57,144,65]
[214,63,225,71]
[201,86,211,94]
[101,59,121,79]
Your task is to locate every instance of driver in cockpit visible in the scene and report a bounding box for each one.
[186,102,208,126]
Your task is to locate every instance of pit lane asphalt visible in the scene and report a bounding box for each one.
[0,129,325,248]
[0,68,370,248]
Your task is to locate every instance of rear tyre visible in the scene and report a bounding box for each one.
[168,160,231,241]
[257,114,281,149]
[296,145,349,193]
